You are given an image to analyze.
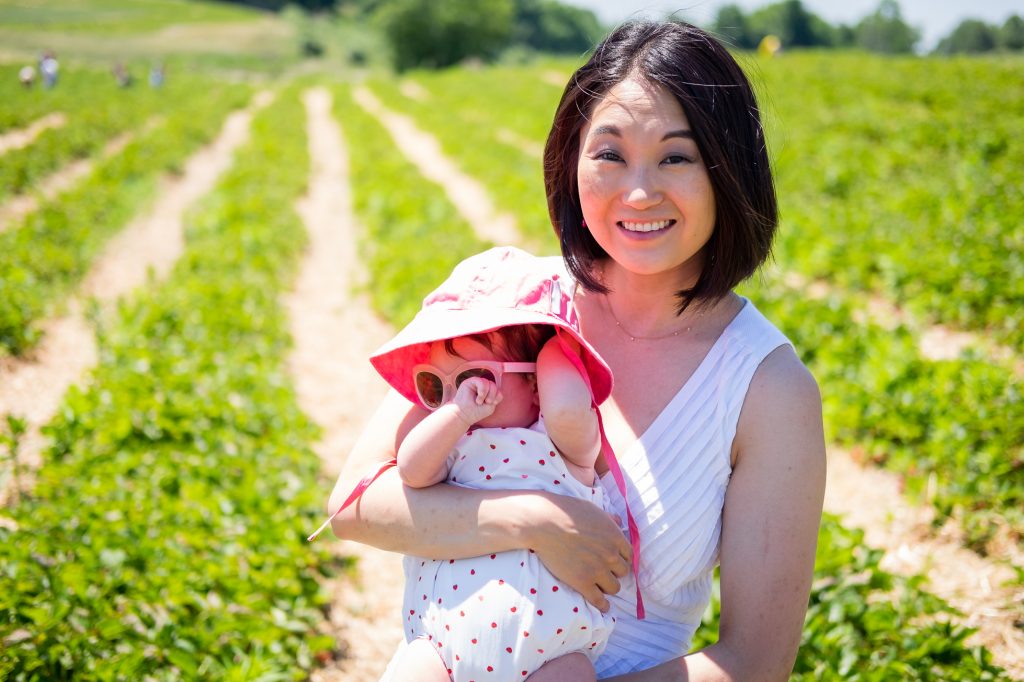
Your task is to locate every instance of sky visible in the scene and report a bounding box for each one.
[563,0,1024,51]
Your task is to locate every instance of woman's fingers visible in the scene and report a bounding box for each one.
[580,584,611,613]
[527,493,632,609]
[594,571,621,598]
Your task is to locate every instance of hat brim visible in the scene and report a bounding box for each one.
[370,306,612,408]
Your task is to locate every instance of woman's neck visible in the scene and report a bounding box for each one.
[596,261,705,339]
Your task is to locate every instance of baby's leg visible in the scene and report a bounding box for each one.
[388,637,451,682]
[527,652,596,682]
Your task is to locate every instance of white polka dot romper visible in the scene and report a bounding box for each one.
[401,419,615,679]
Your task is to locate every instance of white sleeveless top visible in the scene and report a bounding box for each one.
[591,297,792,678]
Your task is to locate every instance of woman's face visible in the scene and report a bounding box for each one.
[577,77,716,282]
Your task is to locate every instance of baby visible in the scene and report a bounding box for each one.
[312,247,642,681]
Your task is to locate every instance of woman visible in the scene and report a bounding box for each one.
[328,21,825,681]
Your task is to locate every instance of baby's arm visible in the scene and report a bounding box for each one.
[397,377,502,488]
[536,336,601,478]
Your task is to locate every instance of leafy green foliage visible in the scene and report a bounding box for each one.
[854,0,920,54]
[745,0,847,48]
[333,84,489,325]
[693,515,1007,679]
[1000,15,1024,51]
[936,19,999,54]
[761,52,1024,349]
[374,0,516,70]
[510,0,603,54]
[366,71,562,250]
[742,276,1024,550]
[0,87,336,680]
[0,68,190,204]
[0,76,251,357]
[0,0,259,33]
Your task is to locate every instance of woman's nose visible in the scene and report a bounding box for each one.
[621,170,662,209]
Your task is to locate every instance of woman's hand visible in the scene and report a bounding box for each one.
[523,491,632,612]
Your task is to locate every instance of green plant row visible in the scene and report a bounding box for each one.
[366,76,558,251]
[760,52,1024,348]
[691,514,1007,680]
[0,81,251,357]
[334,83,489,326]
[0,86,336,681]
[1,64,115,132]
[0,65,194,204]
[741,272,1023,553]
[393,60,574,144]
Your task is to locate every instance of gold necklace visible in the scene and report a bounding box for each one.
[603,295,700,342]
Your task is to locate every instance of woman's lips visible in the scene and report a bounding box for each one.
[618,219,675,233]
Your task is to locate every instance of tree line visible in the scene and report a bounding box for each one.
[713,0,1024,55]
[224,0,1024,69]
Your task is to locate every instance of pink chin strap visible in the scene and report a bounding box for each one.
[308,328,644,620]
[551,328,644,620]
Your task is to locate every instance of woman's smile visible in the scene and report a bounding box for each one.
[618,219,676,234]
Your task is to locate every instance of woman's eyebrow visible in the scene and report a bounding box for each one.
[589,125,694,141]
[591,125,621,137]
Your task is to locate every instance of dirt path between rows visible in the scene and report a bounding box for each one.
[825,449,1023,677]
[782,270,1023,377]
[0,92,271,508]
[352,85,523,248]
[0,124,142,234]
[0,112,66,155]
[285,87,404,682]
[352,98,1023,678]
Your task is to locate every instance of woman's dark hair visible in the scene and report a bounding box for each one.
[444,325,556,363]
[544,21,777,312]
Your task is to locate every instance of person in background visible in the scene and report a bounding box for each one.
[18,65,35,88]
[39,51,58,89]
[112,62,133,88]
[149,63,165,89]
[326,20,826,681]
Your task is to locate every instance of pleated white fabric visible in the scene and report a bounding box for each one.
[594,298,791,678]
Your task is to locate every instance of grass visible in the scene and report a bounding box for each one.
[0,0,297,73]
[0,0,261,33]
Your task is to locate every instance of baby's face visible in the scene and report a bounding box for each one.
[427,337,539,429]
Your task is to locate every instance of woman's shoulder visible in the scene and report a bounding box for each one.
[727,298,792,354]
[734,340,823,467]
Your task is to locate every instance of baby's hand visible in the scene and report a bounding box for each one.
[450,376,502,425]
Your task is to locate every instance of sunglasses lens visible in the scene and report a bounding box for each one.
[455,367,496,387]
[415,372,444,408]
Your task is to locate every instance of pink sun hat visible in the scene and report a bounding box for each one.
[370,246,613,408]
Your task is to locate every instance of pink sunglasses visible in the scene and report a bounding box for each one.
[412,360,536,410]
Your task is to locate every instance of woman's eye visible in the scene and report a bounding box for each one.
[595,150,623,162]
[663,154,692,165]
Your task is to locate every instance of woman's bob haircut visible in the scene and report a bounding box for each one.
[544,21,777,312]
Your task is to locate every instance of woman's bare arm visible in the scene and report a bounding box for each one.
[591,346,826,682]
[327,388,632,610]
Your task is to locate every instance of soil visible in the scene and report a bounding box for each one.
[0,126,136,234]
[351,85,523,248]
[0,92,269,506]
[0,112,66,155]
[285,87,404,682]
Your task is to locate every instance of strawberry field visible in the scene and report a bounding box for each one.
[0,39,1021,682]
